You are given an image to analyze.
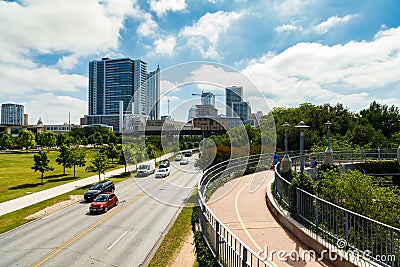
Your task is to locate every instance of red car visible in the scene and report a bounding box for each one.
[89,192,118,214]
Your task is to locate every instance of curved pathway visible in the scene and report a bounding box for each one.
[207,170,332,267]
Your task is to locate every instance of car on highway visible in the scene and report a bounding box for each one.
[175,154,182,161]
[184,151,192,157]
[155,168,170,178]
[89,192,118,214]
[180,158,189,165]
[159,160,170,168]
[84,180,115,202]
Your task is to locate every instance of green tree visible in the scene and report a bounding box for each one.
[317,169,400,227]
[17,130,36,150]
[360,101,400,139]
[31,151,54,184]
[88,131,103,147]
[86,151,109,182]
[146,143,156,159]
[39,131,57,149]
[70,148,86,178]
[0,133,13,151]
[105,143,120,164]
[56,144,72,175]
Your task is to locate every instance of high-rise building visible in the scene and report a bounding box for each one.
[233,102,251,121]
[146,65,160,120]
[1,103,24,125]
[133,60,148,115]
[226,86,243,117]
[86,57,155,133]
[89,58,136,116]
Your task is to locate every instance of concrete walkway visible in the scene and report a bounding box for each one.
[207,170,333,267]
[0,153,174,217]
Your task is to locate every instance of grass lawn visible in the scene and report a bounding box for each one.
[0,174,130,234]
[0,148,124,203]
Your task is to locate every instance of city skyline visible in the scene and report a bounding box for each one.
[1,1,400,124]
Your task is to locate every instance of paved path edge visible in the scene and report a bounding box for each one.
[265,177,380,267]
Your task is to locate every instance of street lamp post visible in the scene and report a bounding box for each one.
[280,122,292,173]
[295,121,309,173]
[324,121,333,166]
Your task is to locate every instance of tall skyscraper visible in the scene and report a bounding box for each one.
[89,58,136,116]
[226,86,250,121]
[233,102,251,121]
[86,57,155,132]
[146,65,160,120]
[1,103,24,125]
[133,60,148,115]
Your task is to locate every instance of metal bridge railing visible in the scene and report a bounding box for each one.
[198,154,274,267]
[274,149,400,267]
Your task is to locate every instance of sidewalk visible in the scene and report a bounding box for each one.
[207,170,332,267]
[0,152,174,217]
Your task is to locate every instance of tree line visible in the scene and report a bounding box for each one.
[0,126,121,151]
[272,101,400,152]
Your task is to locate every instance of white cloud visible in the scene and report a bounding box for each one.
[24,93,87,125]
[272,0,313,15]
[137,12,159,37]
[0,0,138,112]
[180,11,244,59]
[314,14,357,34]
[242,26,400,110]
[275,24,301,32]
[153,36,177,56]
[57,54,80,70]
[0,0,137,65]
[150,0,187,17]
[0,64,87,96]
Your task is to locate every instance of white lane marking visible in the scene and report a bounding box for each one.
[107,230,129,251]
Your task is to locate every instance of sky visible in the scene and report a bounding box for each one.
[1,0,400,124]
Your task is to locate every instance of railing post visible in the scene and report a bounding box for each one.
[315,197,319,229]
[390,228,394,267]
[296,188,300,215]
[216,220,220,259]
[242,246,248,266]
[345,211,349,246]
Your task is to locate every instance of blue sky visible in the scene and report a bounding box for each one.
[1,0,400,123]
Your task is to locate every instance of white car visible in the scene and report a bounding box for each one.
[175,154,182,161]
[155,168,170,178]
[180,158,189,165]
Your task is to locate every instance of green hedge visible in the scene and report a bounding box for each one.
[191,206,218,266]
[354,160,399,174]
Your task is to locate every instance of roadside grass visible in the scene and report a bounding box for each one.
[148,190,198,267]
[0,173,131,235]
[0,148,124,203]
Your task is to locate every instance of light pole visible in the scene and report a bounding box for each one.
[295,121,309,173]
[281,122,292,173]
[324,121,333,166]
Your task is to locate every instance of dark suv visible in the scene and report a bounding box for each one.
[159,160,170,168]
[84,180,115,202]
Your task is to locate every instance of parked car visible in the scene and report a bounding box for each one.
[89,192,118,214]
[180,158,189,165]
[184,151,192,157]
[159,160,170,168]
[155,168,170,178]
[84,180,115,202]
[175,154,182,161]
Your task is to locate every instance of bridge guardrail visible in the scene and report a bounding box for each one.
[274,149,400,267]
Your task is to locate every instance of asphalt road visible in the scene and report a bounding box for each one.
[0,155,200,267]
